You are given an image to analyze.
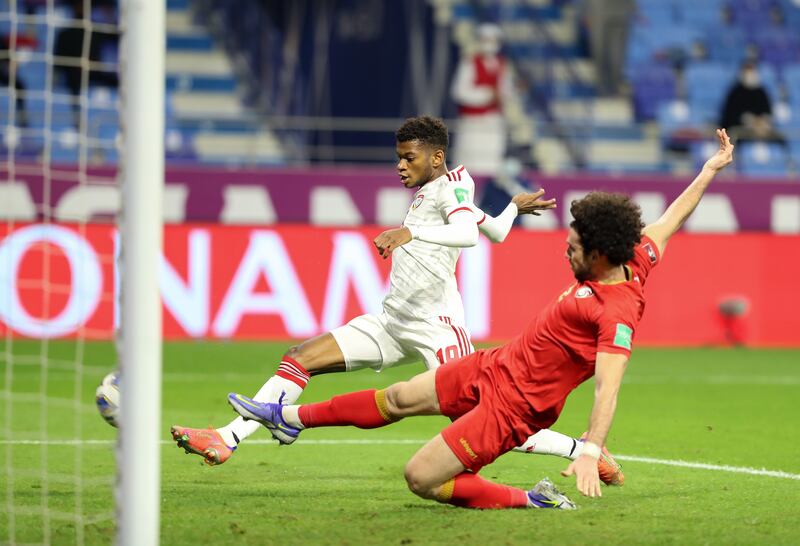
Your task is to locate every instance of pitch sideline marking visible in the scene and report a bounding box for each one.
[611,454,800,481]
[1,438,799,481]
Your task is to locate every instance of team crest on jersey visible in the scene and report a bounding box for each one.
[643,243,657,264]
[575,286,594,298]
[411,194,425,209]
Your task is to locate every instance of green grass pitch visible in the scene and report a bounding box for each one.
[1,340,799,545]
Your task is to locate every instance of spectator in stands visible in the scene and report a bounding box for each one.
[719,60,786,145]
[54,0,119,123]
[450,23,513,176]
[581,0,634,96]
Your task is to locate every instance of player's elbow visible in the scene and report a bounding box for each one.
[485,231,506,244]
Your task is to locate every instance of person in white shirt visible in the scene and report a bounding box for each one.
[450,23,514,175]
[171,116,623,486]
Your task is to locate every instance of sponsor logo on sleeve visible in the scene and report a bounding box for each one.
[643,243,657,264]
[558,284,575,302]
[613,323,633,350]
[454,188,469,203]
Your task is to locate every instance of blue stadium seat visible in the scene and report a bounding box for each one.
[686,63,738,122]
[782,63,800,104]
[780,0,800,26]
[24,97,76,130]
[737,141,791,176]
[0,91,9,119]
[690,140,720,169]
[751,29,800,69]
[50,127,81,164]
[773,102,800,131]
[635,0,677,25]
[757,64,782,104]
[727,0,778,26]
[704,28,747,65]
[658,101,706,141]
[673,0,725,25]
[625,24,706,83]
[94,124,119,164]
[0,129,43,159]
[165,127,198,161]
[632,64,676,120]
[626,26,656,68]
[790,140,800,170]
[16,60,48,91]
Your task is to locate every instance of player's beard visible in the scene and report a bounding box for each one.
[572,262,592,282]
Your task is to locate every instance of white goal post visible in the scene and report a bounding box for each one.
[117,0,164,545]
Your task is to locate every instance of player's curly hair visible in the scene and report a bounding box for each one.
[570,192,644,266]
[395,116,449,151]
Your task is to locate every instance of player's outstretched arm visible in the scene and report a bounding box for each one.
[474,189,557,243]
[561,351,628,497]
[642,128,734,256]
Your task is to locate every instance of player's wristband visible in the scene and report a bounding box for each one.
[581,441,602,460]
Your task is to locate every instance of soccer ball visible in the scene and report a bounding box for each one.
[95,371,120,428]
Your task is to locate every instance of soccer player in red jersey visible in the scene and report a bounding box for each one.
[229,129,734,509]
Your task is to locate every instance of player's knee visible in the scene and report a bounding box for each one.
[403,461,436,499]
[283,343,327,374]
[284,344,301,360]
[283,344,318,375]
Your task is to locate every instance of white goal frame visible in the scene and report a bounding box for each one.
[117,0,164,545]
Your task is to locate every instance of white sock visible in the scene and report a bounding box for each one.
[217,359,310,447]
[513,429,582,460]
[281,405,303,429]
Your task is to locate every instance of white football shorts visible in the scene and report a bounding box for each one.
[330,312,475,372]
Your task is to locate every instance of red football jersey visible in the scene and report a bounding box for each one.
[487,235,661,422]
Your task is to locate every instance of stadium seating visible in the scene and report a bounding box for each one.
[5,0,796,174]
[737,141,792,176]
[624,0,800,175]
[632,64,677,120]
[0,0,283,165]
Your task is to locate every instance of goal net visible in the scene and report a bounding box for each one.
[0,0,163,544]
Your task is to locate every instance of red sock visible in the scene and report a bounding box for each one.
[275,356,310,389]
[298,389,394,429]
[439,472,528,509]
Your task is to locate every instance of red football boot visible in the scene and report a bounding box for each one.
[171,425,235,466]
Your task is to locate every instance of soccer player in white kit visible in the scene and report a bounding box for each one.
[172,116,623,485]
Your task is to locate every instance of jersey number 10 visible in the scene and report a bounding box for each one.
[436,345,460,365]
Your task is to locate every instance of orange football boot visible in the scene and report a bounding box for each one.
[171,426,235,466]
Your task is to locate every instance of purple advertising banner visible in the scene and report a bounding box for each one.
[2,164,799,232]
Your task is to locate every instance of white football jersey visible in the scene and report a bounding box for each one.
[382,165,475,322]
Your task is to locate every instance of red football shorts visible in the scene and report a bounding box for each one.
[435,351,539,472]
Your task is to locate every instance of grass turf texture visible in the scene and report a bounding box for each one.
[1,340,799,545]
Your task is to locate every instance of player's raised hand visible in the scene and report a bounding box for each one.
[702,128,734,173]
[373,227,412,259]
[511,189,557,216]
[561,454,602,498]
